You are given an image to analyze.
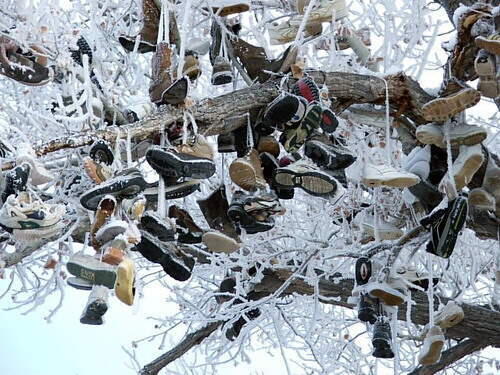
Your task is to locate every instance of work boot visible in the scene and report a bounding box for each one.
[416,123,487,148]
[229,149,267,191]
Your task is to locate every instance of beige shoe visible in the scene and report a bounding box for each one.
[202,231,240,253]
[229,149,267,191]
[434,301,464,329]
[362,163,420,188]
[177,135,214,160]
[366,279,407,306]
[416,123,487,148]
[204,0,250,17]
[90,195,117,249]
[295,0,348,22]
[475,33,500,55]
[439,144,484,193]
[422,88,481,122]
[475,50,498,98]
[115,258,135,306]
[468,188,496,210]
[418,325,445,365]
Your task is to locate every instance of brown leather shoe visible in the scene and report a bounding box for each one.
[229,149,267,191]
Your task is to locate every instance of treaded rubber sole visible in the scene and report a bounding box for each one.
[147,149,215,179]
[274,169,338,196]
[66,262,116,289]
[422,88,481,122]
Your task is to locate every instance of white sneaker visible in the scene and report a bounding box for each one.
[416,123,487,148]
[468,187,496,210]
[366,278,407,306]
[403,145,431,180]
[439,144,484,194]
[362,163,420,188]
[202,231,241,254]
[294,0,348,22]
[418,325,445,365]
[16,144,53,185]
[362,215,403,240]
[434,301,464,329]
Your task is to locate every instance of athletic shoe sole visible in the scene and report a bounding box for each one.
[273,168,340,197]
[144,180,200,201]
[362,173,420,188]
[146,148,215,179]
[229,158,258,191]
[66,258,116,289]
[422,88,481,122]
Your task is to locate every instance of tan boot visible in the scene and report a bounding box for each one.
[257,136,280,158]
[422,87,481,122]
[177,135,214,160]
[119,0,159,53]
[230,149,267,191]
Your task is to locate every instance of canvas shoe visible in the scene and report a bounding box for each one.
[1,163,30,204]
[229,149,267,192]
[67,276,93,291]
[16,145,53,185]
[202,231,241,253]
[133,230,194,281]
[205,0,250,16]
[168,205,204,244]
[438,144,485,193]
[475,50,498,98]
[434,301,464,329]
[140,210,176,242]
[89,140,114,166]
[362,215,404,241]
[294,0,349,22]
[146,146,215,180]
[263,93,308,127]
[66,252,117,288]
[143,179,200,201]
[197,186,240,240]
[274,159,345,198]
[403,145,431,180]
[115,258,135,306]
[475,33,500,55]
[304,140,356,171]
[212,56,232,86]
[80,168,147,211]
[425,196,468,258]
[418,325,445,365]
[362,163,420,188]
[80,285,109,325]
[422,87,481,122]
[416,123,487,148]
[372,320,395,359]
[291,76,320,103]
[366,278,407,306]
[468,187,496,210]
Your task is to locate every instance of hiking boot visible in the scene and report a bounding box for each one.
[291,77,320,103]
[140,210,176,242]
[257,136,280,158]
[168,205,204,244]
[212,56,232,85]
[242,191,285,217]
[133,230,194,281]
[438,144,485,194]
[89,140,114,165]
[362,215,404,241]
[418,325,445,365]
[362,163,420,188]
[468,187,496,210]
[475,49,498,98]
[202,231,241,253]
[1,163,30,203]
[0,192,65,240]
[197,186,240,240]
[263,93,308,127]
[115,258,135,306]
[295,0,349,21]
[273,159,345,198]
[475,33,500,55]
[66,252,117,288]
[90,195,117,248]
[146,146,215,180]
[372,320,394,359]
[434,301,464,329]
[144,179,200,201]
[205,0,250,16]
[80,285,109,325]
[228,191,275,234]
[80,168,147,211]
[357,294,377,324]
[218,132,236,153]
[425,196,468,258]
[229,149,267,191]
[67,276,93,291]
[422,87,481,122]
[304,140,356,171]
[416,123,487,148]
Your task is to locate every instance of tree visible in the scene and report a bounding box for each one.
[0,0,499,374]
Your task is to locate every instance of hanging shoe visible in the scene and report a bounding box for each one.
[80,285,109,325]
[95,219,128,247]
[357,294,378,324]
[422,87,481,122]
[227,191,275,234]
[425,196,468,258]
[474,49,499,98]
[256,136,280,158]
[181,50,202,81]
[218,132,236,153]
[168,205,204,244]
[66,252,117,288]
[115,258,135,306]
[355,257,373,286]
[392,267,439,291]
[144,179,200,201]
[212,56,232,85]
[90,195,117,248]
[260,152,295,199]
[273,159,345,198]
[418,325,445,365]
[403,145,431,179]
[319,108,339,133]
[416,123,487,148]
[304,140,356,171]
[372,319,395,359]
[16,144,54,185]
[140,210,176,242]
[67,276,93,291]
[1,163,30,204]
[475,33,500,55]
[291,76,320,103]
[362,163,420,188]
[83,157,113,184]
[204,0,250,16]
[366,279,407,306]
[100,238,127,266]
[362,215,404,241]
[264,93,308,127]
[434,301,464,329]
[122,194,147,222]
[89,140,114,165]
[295,0,349,22]
[202,231,241,253]
[229,149,268,191]
[468,187,496,211]
[268,19,299,45]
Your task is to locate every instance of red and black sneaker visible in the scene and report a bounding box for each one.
[291,76,320,103]
[320,108,339,133]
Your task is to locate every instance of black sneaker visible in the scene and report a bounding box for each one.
[168,205,203,244]
[89,140,114,166]
[228,191,275,234]
[320,108,339,133]
[218,132,236,153]
[291,76,320,103]
[355,257,372,286]
[423,197,468,258]
[133,230,194,281]
[1,162,30,203]
[358,294,377,324]
[143,179,200,202]
[146,146,215,179]
[80,168,147,211]
[305,140,356,171]
[372,320,395,359]
[263,93,307,126]
[80,286,108,325]
[140,211,176,242]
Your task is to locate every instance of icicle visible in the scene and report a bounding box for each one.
[177,0,193,80]
[427,254,435,327]
[126,128,133,168]
[292,0,318,48]
[443,120,458,198]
